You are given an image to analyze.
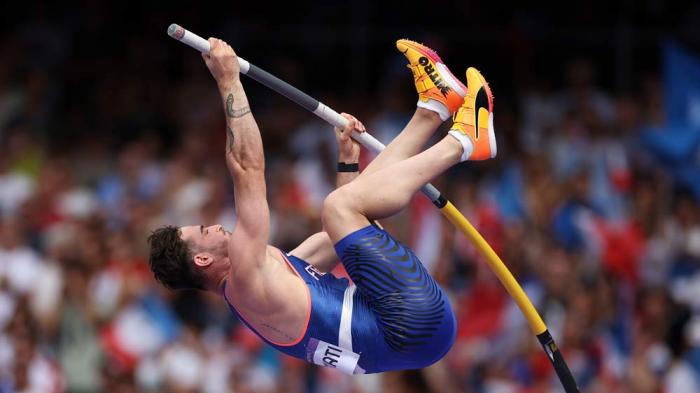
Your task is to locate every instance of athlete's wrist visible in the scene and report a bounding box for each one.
[337,162,359,172]
[338,151,359,163]
[217,77,242,94]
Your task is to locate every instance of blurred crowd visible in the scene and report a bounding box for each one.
[2,3,700,393]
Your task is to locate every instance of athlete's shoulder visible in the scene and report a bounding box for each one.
[226,247,308,313]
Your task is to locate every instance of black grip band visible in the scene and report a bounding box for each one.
[245,63,319,112]
[536,330,580,393]
[337,162,359,172]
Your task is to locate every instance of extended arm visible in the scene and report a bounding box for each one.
[335,113,365,188]
[203,39,269,273]
[290,114,365,270]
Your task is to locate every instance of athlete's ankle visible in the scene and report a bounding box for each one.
[415,107,443,123]
[417,99,450,121]
[447,131,474,162]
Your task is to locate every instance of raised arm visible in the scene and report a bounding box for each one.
[289,114,365,270]
[334,113,365,188]
[203,39,269,267]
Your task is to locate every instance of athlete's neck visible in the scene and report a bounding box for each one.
[214,272,228,293]
[202,258,231,293]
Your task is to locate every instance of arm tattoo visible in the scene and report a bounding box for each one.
[261,323,295,341]
[225,93,251,118]
[225,94,234,117]
[230,106,251,118]
[226,125,234,153]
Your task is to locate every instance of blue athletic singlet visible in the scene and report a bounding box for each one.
[223,224,456,374]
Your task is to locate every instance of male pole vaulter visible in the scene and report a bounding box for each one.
[148,37,495,374]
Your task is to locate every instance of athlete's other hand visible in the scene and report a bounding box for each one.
[334,113,365,162]
[202,38,240,89]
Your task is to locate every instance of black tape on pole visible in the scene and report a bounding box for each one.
[537,330,580,393]
[432,195,448,208]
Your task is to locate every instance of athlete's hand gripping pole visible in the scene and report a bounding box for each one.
[167,24,579,393]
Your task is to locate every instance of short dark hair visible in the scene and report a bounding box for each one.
[147,226,206,290]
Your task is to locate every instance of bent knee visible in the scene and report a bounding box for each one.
[322,189,354,225]
[322,188,367,237]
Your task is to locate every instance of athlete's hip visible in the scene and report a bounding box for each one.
[352,286,457,373]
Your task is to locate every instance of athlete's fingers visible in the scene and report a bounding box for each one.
[344,114,360,133]
[346,115,364,134]
[334,113,347,133]
[336,113,356,135]
[208,38,220,52]
[346,117,358,134]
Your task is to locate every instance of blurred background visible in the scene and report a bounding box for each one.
[1,1,700,392]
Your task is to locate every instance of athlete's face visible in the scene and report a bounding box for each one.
[179,224,231,269]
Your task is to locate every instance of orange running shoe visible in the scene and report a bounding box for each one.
[448,67,496,161]
[396,39,466,121]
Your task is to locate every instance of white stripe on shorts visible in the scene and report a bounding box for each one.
[339,285,356,350]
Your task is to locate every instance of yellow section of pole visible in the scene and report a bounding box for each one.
[440,200,547,335]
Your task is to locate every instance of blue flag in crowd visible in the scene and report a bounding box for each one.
[665,41,700,128]
[639,41,700,199]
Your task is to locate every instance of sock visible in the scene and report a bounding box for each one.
[436,63,467,97]
[417,99,450,121]
[447,130,474,161]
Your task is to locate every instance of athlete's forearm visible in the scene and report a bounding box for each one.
[336,170,359,188]
[336,152,360,188]
[289,232,338,272]
[219,79,264,173]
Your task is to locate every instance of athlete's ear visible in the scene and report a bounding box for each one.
[193,252,215,267]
